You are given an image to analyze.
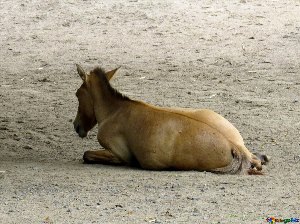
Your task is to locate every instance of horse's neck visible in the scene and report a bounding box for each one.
[90,77,120,122]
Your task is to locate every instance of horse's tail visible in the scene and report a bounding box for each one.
[211,144,267,175]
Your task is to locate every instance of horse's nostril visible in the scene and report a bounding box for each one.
[75,125,80,133]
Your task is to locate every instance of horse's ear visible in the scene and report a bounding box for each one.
[105,67,120,80]
[76,64,87,82]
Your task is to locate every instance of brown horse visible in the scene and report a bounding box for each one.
[73,64,269,174]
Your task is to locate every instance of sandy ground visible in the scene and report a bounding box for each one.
[1,0,300,223]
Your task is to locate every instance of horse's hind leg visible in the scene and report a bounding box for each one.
[83,149,125,165]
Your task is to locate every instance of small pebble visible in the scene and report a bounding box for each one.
[0,171,5,178]
[23,145,32,150]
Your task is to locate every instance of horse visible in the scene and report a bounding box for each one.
[73,64,269,174]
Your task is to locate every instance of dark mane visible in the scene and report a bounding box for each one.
[91,67,132,101]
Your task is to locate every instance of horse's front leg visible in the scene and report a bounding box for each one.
[83,149,125,165]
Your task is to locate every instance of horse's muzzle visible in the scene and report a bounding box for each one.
[74,122,87,138]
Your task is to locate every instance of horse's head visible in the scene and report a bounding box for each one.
[73,64,119,138]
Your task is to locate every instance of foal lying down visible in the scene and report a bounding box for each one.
[73,65,269,174]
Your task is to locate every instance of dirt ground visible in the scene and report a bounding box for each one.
[0,0,299,223]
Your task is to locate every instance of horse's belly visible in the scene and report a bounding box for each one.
[171,128,234,170]
[131,122,234,171]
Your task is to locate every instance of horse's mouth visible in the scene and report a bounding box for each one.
[74,123,87,138]
[78,130,87,138]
